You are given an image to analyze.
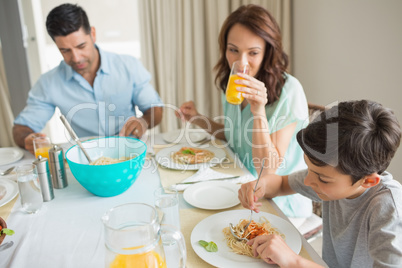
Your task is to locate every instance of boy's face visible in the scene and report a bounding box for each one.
[303,155,368,201]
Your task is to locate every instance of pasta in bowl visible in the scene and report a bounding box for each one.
[65,136,146,197]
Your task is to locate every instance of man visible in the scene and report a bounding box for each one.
[13,3,163,154]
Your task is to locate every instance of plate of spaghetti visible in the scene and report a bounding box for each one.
[191,210,302,267]
[155,144,226,170]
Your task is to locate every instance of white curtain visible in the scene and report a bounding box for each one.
[0,46,15,147]
[138,0,291,132]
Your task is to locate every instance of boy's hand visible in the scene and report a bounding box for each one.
[238,178,266,212]
[247,234,299,267]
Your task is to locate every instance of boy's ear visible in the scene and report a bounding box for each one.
[361,173,381,189]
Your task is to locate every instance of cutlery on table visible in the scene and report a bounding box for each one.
[196,137,211,145]
[0,166,15,176]
[0,241,14,252]
[175,176,240,185]
[229,159,265,240]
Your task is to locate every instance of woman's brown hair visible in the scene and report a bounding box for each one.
[214,4,289,105]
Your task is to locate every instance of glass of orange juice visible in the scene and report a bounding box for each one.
[33,137,52,160]
[226,61,250,105]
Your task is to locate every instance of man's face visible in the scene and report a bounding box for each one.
[54,27,98,77]
[303,155,368,201]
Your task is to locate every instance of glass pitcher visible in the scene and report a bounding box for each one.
[102,203,186,268]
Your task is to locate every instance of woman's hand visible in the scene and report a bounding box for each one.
[247,234,300,267]
[175,101,200,123]
[238,178,266,213]
[235,73,267,116]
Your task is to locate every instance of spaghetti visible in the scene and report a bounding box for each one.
[171,147,214,164]
[222,217,285,257]
[90,156,134,165]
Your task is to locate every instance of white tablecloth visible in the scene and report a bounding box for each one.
[0,134,327,267]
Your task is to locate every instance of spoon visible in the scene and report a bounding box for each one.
[59,115,93,163]
[0,166,15,176]
[229,159,266,240]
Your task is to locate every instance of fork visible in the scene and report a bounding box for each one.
[197,137,211,145]
[241,159,265,234]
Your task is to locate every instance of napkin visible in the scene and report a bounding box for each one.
[170,166,254,191]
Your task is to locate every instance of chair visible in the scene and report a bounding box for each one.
[308,103,325,121]
[307,102,325,218]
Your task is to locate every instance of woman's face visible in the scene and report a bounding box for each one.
[226,23,266,77]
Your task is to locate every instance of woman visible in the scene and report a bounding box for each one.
[177,5,311,218]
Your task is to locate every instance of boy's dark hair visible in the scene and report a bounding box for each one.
[297,100,401,184]
[46,3,91,40]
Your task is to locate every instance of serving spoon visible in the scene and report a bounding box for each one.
[229,159,265,241]
[60,115,93,163]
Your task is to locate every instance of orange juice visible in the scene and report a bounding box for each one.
[226,74,246,105]
[34,146,51,159]
[110,250,166,268]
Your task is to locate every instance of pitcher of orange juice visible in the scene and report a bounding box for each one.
[102,203,186,268]
[226,61,250,105]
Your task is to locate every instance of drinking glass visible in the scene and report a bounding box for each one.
[16,164,43,214]
[102,203,186,268]
[33,136,52,160]
[225,61,250,105]
[154,187,180,230]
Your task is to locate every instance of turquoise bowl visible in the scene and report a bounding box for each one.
[65,137,147,197]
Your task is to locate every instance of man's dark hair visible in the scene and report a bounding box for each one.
[297,100,401,184]
[46,3,91,40]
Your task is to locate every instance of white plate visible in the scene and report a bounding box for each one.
[0,147,24,166]
[191,210,302,267]
[183,181,240,210]
[0,179,19,208]
[162,129,208,144]
[155,144,226,170]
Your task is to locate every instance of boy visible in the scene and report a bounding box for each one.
[238,100,402,267]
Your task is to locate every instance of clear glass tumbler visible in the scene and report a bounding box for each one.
[16,164,43,214]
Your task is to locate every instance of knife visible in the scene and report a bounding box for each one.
[175,176,240,185]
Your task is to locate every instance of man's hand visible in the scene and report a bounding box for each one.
[13,124,46,154]
[119,117,148,138]
[24,133,47,155]
[119,107,163,138]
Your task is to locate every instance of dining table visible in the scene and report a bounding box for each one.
[0,131,328,267]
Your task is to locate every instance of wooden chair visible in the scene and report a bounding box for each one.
[307,103,325,218]
[308,103,325,120]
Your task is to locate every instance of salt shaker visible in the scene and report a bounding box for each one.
[49,145,68,189]
[32,156,54,201]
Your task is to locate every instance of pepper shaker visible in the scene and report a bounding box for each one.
[32,156,54,201]
[49,145,68,189]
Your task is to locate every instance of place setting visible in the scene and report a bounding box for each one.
[179,160,304,267]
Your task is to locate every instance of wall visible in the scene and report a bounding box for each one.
[293,0,402,183]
